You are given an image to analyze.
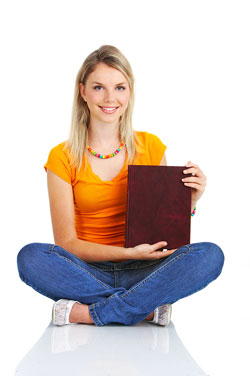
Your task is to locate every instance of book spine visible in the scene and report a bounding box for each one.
[124,165,131,248]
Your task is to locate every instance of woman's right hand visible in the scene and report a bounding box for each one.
[127,241,178,260]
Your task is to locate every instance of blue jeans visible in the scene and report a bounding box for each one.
[17,242,224,326]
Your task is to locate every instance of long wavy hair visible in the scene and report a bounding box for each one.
[64,45,142,174]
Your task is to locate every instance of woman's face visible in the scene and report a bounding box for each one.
[79,62,130,125]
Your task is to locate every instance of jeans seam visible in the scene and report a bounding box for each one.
[114,271,118,288]
[120,246,191,299]
[89,304,104,326]
[92,294,116,310]
[53,251,112,289]
[48,244,55,252]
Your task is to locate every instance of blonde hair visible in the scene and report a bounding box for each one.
[64,45,142,174]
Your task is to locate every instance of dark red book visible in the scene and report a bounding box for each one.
[125,165,192,251]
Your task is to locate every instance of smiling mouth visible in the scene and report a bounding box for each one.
[99,106,119,114]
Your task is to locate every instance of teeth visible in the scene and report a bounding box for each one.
[101,107,117,111]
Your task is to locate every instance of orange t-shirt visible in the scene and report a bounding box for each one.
[44,130,167,250]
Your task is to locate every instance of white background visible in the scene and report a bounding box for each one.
[1,0,249,374]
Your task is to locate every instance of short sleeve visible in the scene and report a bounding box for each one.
[44,142,72,184]
[147,133,167,165]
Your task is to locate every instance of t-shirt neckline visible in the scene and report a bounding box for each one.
[86,151,128,183]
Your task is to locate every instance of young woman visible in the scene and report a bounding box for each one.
[17,45,224,327]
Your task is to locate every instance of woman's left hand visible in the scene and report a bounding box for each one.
[182,161,207,204]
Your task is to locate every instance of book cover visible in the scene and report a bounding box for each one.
[125,165,192,251]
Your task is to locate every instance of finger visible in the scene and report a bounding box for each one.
[162,248,177,253]
[185,161,200,171]
[182,177,206,186]
[151,241,168,252]
[183,167,203,177]
[156,248,178,258]
[184,161,203,171]
[183,182,205,191]
[185,161,198,168]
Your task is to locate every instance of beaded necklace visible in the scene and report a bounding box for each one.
[87,141,125,159]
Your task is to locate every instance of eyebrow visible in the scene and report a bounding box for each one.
[91,81,127,85]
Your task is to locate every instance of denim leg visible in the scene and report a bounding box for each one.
[17,243,126,305]
[89,242,225,326]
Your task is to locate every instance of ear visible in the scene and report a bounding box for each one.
[79,83,86,101]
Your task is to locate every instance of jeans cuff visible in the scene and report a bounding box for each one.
[89,304,104,326]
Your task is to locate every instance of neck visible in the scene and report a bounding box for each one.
[87,120,121,148]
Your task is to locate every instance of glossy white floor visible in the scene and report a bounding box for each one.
[5,252,249,376]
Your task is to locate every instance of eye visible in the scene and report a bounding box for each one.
[93,85,126,91]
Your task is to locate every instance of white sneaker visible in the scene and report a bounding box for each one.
[52,299,80,326]
[148,304,172,326]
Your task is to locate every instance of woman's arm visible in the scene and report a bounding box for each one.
[46,169,131,262]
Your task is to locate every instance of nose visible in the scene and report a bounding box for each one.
[104,89,116,103]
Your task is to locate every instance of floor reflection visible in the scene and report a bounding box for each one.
[15,320,208,375]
